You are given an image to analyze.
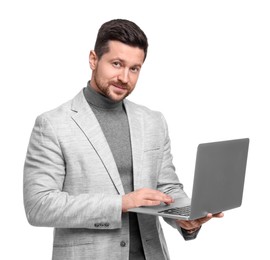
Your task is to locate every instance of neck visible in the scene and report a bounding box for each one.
[84,81,123,110]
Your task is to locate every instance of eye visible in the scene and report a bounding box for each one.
[112,61,121,68]
[130,66,140,73]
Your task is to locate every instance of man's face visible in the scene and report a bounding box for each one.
[89,40,145,102]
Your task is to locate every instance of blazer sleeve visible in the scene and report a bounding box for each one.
[23,115,122,229]
[156,113,187,199]
[157,113,200,240]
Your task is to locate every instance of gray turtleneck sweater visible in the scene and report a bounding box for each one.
[83,82,145,260]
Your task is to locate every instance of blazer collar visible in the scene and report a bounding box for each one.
[70,90,125,195]
[70,90,144,194]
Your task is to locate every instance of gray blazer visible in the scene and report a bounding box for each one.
[23,90,188,260]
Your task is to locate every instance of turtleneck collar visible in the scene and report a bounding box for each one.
[84,81,123,110]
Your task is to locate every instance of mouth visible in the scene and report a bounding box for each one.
[108,82,132,100]
[111,83,127,90]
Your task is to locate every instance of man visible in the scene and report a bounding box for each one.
[24,19,223,260]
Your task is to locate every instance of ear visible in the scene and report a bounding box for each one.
[89,50,98,70]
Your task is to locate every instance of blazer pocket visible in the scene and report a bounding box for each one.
[52,242,95,260]
[53,241,94,248]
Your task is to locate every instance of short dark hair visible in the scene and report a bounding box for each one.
[94,19,148,61]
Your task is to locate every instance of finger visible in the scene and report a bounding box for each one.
[195,215,213,225]
[164,201,173,205]
[145,194,173,204]
[178,220,201,230]
[141,190,173,203]
[198,212,223,225]
[212,212,224,218]
[206,212,224,218]
[141,199,161,206]
[176,220,191,230]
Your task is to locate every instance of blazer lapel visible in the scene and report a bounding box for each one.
[70,90,125,195]
[124,100,144,191]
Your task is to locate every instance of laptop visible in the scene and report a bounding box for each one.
[128,138,249,220]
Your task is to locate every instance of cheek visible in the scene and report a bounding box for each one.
[130,74,139,86]
[96,63,116,81]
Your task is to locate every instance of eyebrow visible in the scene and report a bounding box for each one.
[111,57,142,68]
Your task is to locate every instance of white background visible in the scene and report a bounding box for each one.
[1,0,269,259]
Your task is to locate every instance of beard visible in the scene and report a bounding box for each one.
[93,74,132,102]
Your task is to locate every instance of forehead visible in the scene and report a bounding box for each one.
[102,40,145,66]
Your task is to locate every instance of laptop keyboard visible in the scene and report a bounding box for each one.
[158,205,191,216]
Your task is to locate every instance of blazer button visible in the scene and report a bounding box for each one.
[120,241,126,247]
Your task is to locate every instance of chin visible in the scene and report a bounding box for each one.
[110,95,126,102]
[109,92,129,102]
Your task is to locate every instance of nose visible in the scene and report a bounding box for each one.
[118,68,129,84]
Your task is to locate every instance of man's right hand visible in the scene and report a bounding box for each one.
[122,188,174,212]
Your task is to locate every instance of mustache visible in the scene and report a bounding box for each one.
[110,81,129,89]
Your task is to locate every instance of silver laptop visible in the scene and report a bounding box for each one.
[128,138,249,220]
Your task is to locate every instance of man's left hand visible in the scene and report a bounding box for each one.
[176,212,224,233]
